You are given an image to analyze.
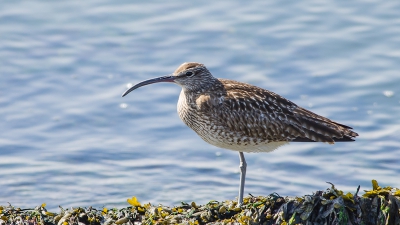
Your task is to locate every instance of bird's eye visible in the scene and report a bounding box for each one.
[185,71,194,77]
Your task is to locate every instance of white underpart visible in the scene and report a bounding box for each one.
[197,127,289,153]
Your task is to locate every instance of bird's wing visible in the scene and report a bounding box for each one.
[208,79,358,143]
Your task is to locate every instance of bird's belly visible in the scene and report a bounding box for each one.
[195,127,288,153]
[179,113,287,153]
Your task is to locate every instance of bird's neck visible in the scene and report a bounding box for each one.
[182,78,219,95]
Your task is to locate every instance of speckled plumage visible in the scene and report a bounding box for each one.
[122,62,358,205]
[174,63,358,153]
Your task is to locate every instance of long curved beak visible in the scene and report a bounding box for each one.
[122,75,175,97]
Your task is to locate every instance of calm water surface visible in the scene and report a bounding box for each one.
[1,1,400,211]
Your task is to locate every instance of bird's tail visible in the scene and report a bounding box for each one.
[290,107,358,143]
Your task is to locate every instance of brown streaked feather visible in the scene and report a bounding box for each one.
[196,78,358,144]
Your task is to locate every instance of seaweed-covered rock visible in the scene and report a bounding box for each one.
[1,180,399,225]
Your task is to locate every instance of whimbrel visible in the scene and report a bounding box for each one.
[122,62,358,205]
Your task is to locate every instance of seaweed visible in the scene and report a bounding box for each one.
[1,180,399,225]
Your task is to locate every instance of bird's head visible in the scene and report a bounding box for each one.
[122,62,216,97]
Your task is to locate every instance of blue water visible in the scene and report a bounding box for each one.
[1,1,400,211]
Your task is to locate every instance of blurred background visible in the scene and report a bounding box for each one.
[1,1,399,211]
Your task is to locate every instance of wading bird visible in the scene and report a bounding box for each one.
[122,62,358,205]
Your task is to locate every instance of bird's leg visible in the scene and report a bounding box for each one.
[238,151,247,206]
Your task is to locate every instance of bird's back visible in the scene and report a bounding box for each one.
[177,78,358,153]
